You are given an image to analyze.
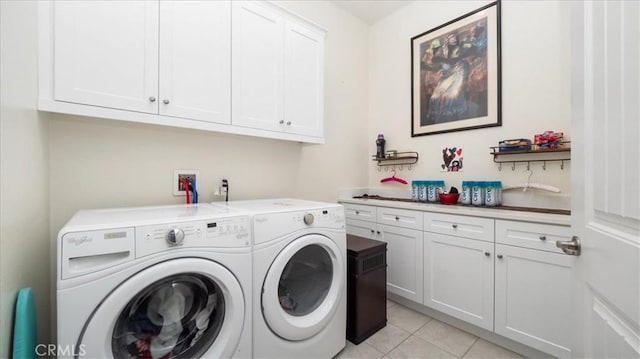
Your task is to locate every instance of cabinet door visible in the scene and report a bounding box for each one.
[495,244,573,358]
[232,1,284,132]
[379,224,423,303]
[424,232,494,331]
[283,21,324,137]
[54,1,159,113]
[346,219,378,240]
[159,1,231,124]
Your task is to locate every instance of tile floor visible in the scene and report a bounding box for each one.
[335,300,527,359]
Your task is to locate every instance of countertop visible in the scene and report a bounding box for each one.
[339,197,571,226]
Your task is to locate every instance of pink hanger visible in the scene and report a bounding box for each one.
[380,170,408,185]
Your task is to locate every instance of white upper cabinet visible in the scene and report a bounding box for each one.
[158,1,231,124]
[40,0,326,143]
[232,1,284,132]
[283,21,324,137]
[53,1,159,113]
[232,1,325,138]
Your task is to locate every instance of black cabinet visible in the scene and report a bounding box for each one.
[346,234,387,344]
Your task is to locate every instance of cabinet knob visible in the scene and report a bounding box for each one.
[539,235,547,241]
[149,96,156,102]
[395,216,400,221]
[163,99,170,104]
[355,210,360,215]
[497,254,503,259]
[286,121,292,125]
[376,230,381,234]
[370,229,374,233]
[484,252,490,257]
[452,224,458,229]
[279,120,285,124]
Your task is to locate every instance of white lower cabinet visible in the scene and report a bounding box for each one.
[379,224,423,304]
[424,232,494,331]
[343,202,574,358]
[495,221,574,358]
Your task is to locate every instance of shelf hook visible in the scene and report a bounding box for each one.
[526,161,530,171]
[408,163,412,171]
[560,160,564,170]
[400,164,404,171]
[385,166,389,172]
[512,162,516,171]
[498,162,502,171]
[377,166,381,172]
[542,161,547,170]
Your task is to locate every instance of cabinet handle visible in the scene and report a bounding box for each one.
[484,252,490,257]
[539,235,547,241]
[279,120,285,124]
[376,230,381,234]
[452,224,458,229]
[286,121,292,125]
[149,96,156,102]
[355,210,360,215]
[370,229,374,233]
[395,216,400,221]
[497,254,503,259]
[163,99,170,104]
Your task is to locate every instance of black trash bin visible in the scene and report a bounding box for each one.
[346,234,387,344]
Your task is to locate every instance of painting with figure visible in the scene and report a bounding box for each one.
[411,2,501,137]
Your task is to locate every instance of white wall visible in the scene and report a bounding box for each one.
[368,0,571,209]
[0,1,51,356]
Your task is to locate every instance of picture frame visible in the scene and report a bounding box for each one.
[411,1,501,137]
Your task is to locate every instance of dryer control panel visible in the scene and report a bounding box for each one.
[136,216,251,258]
[253,206,345,245]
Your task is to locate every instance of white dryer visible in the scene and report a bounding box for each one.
[56,204,252,358]
[218,199,346,359]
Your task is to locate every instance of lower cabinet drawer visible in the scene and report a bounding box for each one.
[496,220,571,254]
[377,207,423,230]
[424,212,494,242]
[344,203,377,222]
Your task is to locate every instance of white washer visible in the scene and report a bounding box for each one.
[218,199,347,359]
[57,204,252,358]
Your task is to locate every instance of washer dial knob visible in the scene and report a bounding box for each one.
[303,213,314,225]
[166,228,185,246]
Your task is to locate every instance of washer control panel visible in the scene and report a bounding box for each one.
[136,216,251,258]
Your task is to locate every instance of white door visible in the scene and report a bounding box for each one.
[283,21,325,138]
[79,259,245,358]
[570,1,640,357]
[380,224,423,303]
[159,1,231,124]
[494,244,573,358]
[54,1,159,113]
[262,235,344,341]
[423,232,493,331]
[232,1,284,132]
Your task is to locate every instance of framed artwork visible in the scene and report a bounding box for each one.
[411,1,501,137]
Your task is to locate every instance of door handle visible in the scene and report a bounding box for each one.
[556,236,581,256]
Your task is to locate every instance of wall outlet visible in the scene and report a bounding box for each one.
[173,169,200,196]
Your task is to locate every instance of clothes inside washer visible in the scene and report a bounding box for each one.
[112,274,223,359]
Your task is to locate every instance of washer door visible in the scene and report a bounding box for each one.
[262,234,344,341]
[79,258,244,359]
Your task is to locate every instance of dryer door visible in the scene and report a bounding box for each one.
[78,258,245,359]
[262,234,344,341]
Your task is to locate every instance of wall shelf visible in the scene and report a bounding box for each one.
[490,142,570,171]
[372,151,418,171]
